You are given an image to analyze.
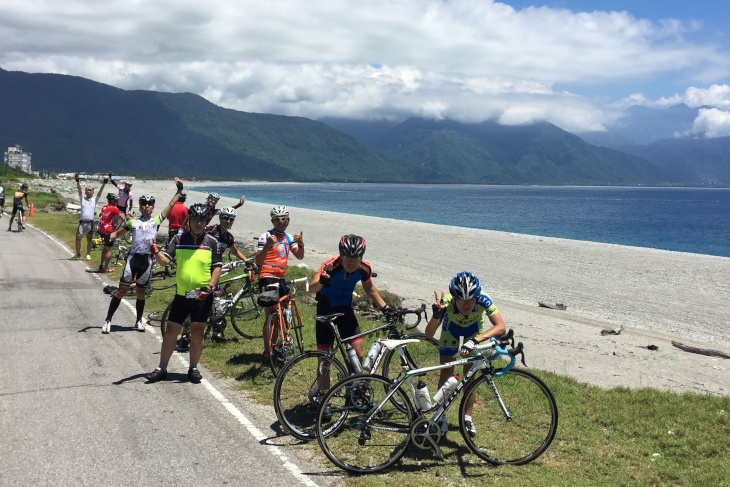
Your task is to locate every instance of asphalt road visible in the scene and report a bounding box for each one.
[0,222,327,486]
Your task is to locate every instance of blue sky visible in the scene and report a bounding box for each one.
[1,0,730,136]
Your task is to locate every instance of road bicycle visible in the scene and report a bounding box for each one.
[262,277,309,377]
[274,305,440,441]
[315,330,558,474]
[15,205,27,232]
[160,261,261,343]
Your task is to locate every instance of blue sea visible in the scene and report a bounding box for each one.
[199,183,730,258]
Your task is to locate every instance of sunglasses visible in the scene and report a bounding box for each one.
[139,202,154,206]
[220,216,235,221]
[273,217,289,223]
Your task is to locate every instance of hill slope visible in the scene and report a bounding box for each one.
[0,68,417,182]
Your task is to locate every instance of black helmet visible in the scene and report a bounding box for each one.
[139,194,155,205]
[178,192,187,202]
[449,272,481,300]
[107,192,119,202]
[339,234,366,258]
[188,203,211,219]
[21,183,28,190]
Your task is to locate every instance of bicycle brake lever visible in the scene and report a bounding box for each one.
[507,342,526,367]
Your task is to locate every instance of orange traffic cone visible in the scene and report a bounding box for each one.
[29,204,35,217]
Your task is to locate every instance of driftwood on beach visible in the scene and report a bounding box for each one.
[672,341,730,360]
[538,302,567,310]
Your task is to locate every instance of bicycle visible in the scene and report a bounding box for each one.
[15,205,27,232]
[160,261,261,342]
[262,277,309,377]
[274,305,440,441]
[314,330,558,474]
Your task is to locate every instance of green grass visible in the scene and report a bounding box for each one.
[30,203,730,486]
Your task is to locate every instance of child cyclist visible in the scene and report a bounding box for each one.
[255,205,304,358]
[424,271,506,436]
[100,178,184,334]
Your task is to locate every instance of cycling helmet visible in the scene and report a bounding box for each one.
[208,192,220,202]
[139,194,155,205]
[188,203,211,219]
[21,183,28,190]
[124,180,133,186]
[178,192,187,202]
[339,234,366,258]
[219,206,237,218]
[449,272,481,300]
[106,192,118,202]
[85,185,94,191]
[270,205,289,218]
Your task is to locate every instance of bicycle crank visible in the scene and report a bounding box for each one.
[410,418,444,459]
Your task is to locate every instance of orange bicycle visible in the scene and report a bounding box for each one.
[263,277,308,376]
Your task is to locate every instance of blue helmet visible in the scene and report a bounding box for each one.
[449,272,481,300]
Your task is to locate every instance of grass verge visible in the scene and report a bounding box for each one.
[30,206,730,486]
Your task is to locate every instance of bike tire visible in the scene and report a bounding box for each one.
[274,351,348,441]
[229,290,262,338]
[160,299,191,342]
[316,373,413,474]
[459,368,558,465]
[17,212,22,232]
[381,333,441,413]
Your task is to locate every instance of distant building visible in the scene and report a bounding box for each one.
[4,145,32,173]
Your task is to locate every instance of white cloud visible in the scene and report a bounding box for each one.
[692,107,730,137]
[1,0,730,132]
[683,85,730,108]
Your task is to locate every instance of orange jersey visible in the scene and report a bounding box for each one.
[257,230,298,278]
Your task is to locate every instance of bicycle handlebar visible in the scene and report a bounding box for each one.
[385,303,427,330]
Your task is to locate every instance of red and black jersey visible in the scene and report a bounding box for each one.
[315,256,373,307]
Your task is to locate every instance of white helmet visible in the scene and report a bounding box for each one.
[270,205,289,218]
[219,206,237,218]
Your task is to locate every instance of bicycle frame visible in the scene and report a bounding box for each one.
[268,277,308,354]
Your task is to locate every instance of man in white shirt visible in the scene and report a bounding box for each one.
[116,180,133,216]
[69,173,110,261]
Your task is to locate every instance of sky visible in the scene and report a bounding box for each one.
[2,0,730,137]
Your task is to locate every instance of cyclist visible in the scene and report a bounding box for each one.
[167,191,187,241]
[0,182,5,216]
[116,180,133,216]
[69,173,110,261]
[7,183,30,232]
[425,271,506,436]
[146,203,223,384]
[97,192,126,272]
[100,178,184,334]
[206,206,253,265]
[255,205,304,358]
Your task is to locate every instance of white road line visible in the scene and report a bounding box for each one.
[33,222,319,487]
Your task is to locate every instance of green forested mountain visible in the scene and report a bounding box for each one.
[1,68,678,185]
[0,68,416,181]
[322,117,676,185]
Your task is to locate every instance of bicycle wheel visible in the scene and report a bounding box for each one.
[265,313,286,376]
[381,333,441,413]
[316,374,413,474]
[274,351,348,441]
[229,290,262,338]
[460,368,558,465]
[17,212,22,232]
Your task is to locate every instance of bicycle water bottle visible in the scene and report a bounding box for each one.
[415,380,432,411]
[283,307,292,326]
[212,296,222,317]
[362,340,383,372]
[345,343,362,373]
[433,375,459,405]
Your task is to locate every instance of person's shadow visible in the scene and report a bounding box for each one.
[113,372,189,384]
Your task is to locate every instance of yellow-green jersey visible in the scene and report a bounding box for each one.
[437,292,499,355]
[163,232,222,296]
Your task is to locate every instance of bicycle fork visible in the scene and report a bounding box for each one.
[486,374,513,422]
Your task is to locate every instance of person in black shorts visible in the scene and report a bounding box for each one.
[7,183,29,231]
[308,235,390,390]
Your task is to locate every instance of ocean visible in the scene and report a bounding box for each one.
[199,183,730,258]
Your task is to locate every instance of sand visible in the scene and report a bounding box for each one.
[48,177,730,396]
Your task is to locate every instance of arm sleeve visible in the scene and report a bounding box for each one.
[163,234,179,262]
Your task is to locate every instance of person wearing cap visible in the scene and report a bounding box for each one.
[97,191,126,272]
[69,173,109,261]
[116,180,134,216]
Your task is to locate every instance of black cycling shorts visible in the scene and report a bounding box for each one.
[315,304,362,349]
[167,293,214,325]
[100,232,114,247]
[120,253,153,288]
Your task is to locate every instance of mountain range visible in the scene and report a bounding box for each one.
[1,67,727,185]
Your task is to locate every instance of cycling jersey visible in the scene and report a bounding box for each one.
[257,229,298,278]
[79,195,98,222]
[206,224,235,258]
[206,207,219,225]
[437,292,499,355]
[315,256,373,307]
[124,214,164,255]
[116,185,132,208]
[167,202,187,232]
[99,204,122,234]
[12,191,26,211]
[0,186,5,199]
[164,232,222,296]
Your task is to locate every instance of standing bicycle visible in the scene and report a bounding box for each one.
[7,183,29,232]
[274,305,441,441]
[260,276,309,376]
[315,331,558,473]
